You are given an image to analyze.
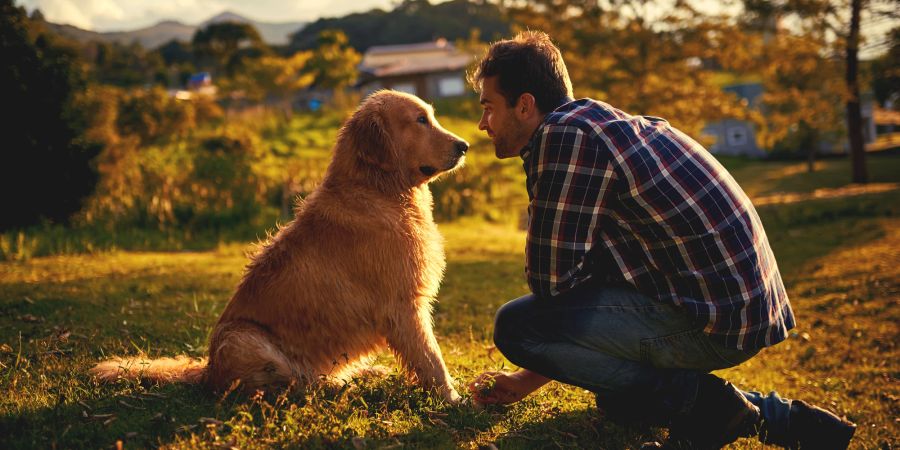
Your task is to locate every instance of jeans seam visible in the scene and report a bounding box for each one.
[705,339,758,367]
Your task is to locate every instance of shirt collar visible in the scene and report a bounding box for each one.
[519,96,575,161]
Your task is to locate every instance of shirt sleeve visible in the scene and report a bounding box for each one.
[525,123,617,299]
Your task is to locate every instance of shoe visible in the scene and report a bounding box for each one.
[642,374,761,450]
[761,399,856,449]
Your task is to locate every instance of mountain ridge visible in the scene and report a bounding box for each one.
[41,10,306,49]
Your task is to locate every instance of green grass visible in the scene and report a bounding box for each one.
[1,155,898,449]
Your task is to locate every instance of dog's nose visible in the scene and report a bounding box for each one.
[454,140,469,156]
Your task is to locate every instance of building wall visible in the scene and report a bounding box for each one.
[360,70,468,101]
[702,119,765,157]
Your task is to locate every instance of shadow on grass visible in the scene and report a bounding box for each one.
[0,383,219,449]
[488,408,662,449]
[755,190,897,277]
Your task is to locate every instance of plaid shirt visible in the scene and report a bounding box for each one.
[522,99,795,350]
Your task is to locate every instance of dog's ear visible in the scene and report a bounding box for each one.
[340,101,398,171]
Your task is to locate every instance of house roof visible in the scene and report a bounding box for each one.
[360,39,473,78]
[361,54,473,77]
[365,38,453,56]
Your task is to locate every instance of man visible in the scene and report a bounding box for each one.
[466,31,856,449]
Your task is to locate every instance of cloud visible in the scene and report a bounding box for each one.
[17,0,394,31]
[22,0,94,28]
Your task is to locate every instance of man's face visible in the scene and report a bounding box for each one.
[478,76,532,159]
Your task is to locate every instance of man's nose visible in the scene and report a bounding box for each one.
[454,140,469,156]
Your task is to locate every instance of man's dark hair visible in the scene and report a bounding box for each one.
[469,31,573,113]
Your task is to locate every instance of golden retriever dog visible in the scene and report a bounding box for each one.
[91,90,468,403]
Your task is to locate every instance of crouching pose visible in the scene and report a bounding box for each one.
[467,31,856,449]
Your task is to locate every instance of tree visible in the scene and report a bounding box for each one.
[192,22,266,75]
[153,39,197,87]
[289,0,510,52]
[505,0,750,139]
[869,27,900,109]
[91,41,166,87]
[846,0,867,182]
[0,0,100,230]
[156,39,194,66]
[756,32,845,171]
[226,52,315,105]
[740,0,900,182]
[303,30,361,90]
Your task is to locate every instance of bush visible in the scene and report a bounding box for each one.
[0,1,100,230]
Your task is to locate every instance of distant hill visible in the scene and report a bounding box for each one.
[41,11,305,49]
[201,11,305,45]
[103,20,196,49]
[290,0,510,52]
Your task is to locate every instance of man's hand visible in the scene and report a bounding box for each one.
[467,369,551,405]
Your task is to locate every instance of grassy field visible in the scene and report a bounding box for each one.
[1,153,898,449]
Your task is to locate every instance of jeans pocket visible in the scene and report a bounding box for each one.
[640,328,737,371]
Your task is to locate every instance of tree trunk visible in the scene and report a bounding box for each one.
[846,0,868,183]
[804,123,817,173]
[807,140,816,173]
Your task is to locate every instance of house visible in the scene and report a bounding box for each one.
[357,39,473,101]
[702,81,897,156]
[868,106,900,152]
[701,83,766,157]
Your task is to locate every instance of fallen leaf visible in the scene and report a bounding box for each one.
[19,314,42,323]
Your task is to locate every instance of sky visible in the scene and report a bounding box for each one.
[17,0,400,30]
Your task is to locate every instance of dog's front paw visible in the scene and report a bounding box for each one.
[442,387,462,405]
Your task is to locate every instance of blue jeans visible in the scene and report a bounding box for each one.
[493,282,791,439]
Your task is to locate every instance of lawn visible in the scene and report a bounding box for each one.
[1,154,898,449]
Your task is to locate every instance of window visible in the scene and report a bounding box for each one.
[438,76,465,97]
[726,126,749,146]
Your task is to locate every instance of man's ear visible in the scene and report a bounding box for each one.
[339,103,397,171]
[516,93,538,119]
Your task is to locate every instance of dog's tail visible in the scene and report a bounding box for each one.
[90,355,207,385]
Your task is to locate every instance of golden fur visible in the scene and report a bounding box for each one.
[91,91,468,403]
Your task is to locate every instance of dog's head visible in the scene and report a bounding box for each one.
[337,90,468,187]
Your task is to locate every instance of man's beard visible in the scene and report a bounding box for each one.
[493,117,528,159]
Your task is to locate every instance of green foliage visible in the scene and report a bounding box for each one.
[182,134,265,228]
[91,41,166,87]
[869,27,900,109]
[192,22,266,75]
[754,31,845,157]
[0,0,100,230]
[220,52,315,103]
[116,87,202,142]
[289,0,510,52]
[303,30,362,90]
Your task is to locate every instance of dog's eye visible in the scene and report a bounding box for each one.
[417,116,429,126]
